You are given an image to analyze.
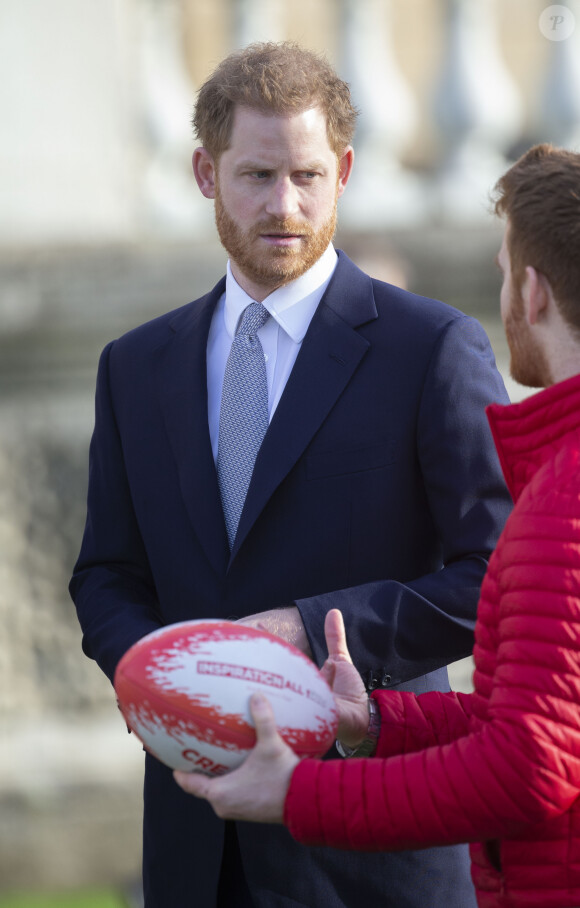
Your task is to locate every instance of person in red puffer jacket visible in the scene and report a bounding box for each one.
[175,143,580,908]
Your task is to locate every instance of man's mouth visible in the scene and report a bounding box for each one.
[260,232,303,244]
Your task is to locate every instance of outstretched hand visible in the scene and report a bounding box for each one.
[174,609,371,821]
[321,609,370,749]
[174,693,299,823]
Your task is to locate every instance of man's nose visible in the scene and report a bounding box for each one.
[265,178,299,220]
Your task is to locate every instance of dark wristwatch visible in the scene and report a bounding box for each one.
[335,697,381,758]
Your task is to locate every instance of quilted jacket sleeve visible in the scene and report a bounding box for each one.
[285,449,580,851]
[373,688,474,758]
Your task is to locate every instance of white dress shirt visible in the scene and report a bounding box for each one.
[206,244,338,463]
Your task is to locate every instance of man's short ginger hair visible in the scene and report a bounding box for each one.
[493,143,580,329]
[193,41,358,161]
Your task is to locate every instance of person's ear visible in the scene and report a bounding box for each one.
[192,147,217,199]
[337,146,355,197]
[522,265,551,326]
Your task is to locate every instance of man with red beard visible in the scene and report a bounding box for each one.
[176,144,580,908]
[70,42,512,907]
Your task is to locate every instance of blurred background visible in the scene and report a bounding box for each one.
[1,0,579,903]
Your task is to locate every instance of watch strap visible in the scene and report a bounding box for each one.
[336,696,381,758]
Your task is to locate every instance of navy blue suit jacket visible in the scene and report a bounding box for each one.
[71,252,512,907]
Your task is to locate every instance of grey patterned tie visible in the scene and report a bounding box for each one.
[217,302,271,548]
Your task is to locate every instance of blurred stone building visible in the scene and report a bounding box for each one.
[1,0,579,896]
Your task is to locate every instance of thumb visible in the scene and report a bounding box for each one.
[324,609,352,663]
[319,657,336,687]
[249,693,279,746]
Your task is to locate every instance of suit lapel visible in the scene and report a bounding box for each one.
[231,253,377,561]
[152,255,379,572]
[155,280,231,574]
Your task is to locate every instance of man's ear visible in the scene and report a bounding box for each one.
[192,147,217,199]
[337,146,355,197]
[522,265,551,325]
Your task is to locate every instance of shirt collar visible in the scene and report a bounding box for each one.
[224,244,338,342]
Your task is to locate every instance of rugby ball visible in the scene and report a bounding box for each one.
[114,619,338,776]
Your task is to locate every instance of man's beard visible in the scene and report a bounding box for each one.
[504,288,552,388]
[214,181,338,294]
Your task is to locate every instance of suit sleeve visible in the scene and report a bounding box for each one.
[296,314,512,687]
[69,342,163,683]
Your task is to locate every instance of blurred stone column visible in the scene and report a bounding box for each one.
[337,0,426,228]
[431,0,523,221]
[138,0,209,234]
[233,0,284,46]
[535,0,580,149]
[0,0,140,244]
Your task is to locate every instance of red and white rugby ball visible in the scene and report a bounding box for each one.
[114,619,338,776]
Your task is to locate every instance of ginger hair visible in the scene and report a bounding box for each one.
[493,143,580,329]
[193,41,358,160]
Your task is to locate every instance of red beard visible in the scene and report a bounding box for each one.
[504,291,552,389]
[214,181,338,295]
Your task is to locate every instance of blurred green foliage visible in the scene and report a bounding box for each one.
[0,892,126,908]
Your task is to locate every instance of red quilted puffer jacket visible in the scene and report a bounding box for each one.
[285,373,580,907]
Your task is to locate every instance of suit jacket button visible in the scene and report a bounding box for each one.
[366,671,378,691]
[381,673,391,686]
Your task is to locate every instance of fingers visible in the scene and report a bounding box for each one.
[173,695,277,801]
[173,694,276,797]
[324,609,352,663]
[173,692,298,823]
[174,769,213,797]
